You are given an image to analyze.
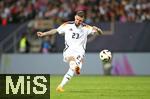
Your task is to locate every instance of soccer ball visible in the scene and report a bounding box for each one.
[99,49,112,62]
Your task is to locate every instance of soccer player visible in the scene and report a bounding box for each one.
[37,11,103,92]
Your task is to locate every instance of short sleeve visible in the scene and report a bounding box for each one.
[86,25,95,35]
[57,23,67,34]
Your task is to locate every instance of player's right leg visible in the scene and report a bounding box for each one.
[56,55,83,92]
[56,85,64,92]
[56,57,75,92]
[56,67,74,92]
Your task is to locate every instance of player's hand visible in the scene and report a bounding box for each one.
[37,32,45,37]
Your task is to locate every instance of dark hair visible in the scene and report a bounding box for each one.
[76,11,85,18]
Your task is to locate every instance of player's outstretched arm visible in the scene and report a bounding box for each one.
[93,26,104,35]
[37,29,58,37]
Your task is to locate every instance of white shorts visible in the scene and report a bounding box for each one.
[63,49,84,69]
[63,49,85,62]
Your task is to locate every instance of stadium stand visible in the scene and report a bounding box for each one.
[0,0,150,53]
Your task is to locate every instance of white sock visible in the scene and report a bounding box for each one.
[60,68,74,87]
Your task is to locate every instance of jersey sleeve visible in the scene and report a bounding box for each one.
[57,23,67,34]
[86,25,95,35]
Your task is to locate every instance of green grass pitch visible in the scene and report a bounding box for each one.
[51,75,150,99]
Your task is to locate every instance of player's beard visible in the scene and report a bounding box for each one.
[75,22,80,27]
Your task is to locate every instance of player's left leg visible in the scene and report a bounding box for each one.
[75,55,83,75]
[65,56,83,75]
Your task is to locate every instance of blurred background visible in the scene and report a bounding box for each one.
[0,0,150,75]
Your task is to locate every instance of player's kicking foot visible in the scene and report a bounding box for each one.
[56,85,64,92]
[75,66,80,75]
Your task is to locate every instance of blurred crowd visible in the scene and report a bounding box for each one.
[0,0,150,25]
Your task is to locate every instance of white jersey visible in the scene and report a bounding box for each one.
[57,21,95,61]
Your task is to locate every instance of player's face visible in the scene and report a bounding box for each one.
[75,15,84,26]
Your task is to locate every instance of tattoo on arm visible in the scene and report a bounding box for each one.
[93,26,103,35]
